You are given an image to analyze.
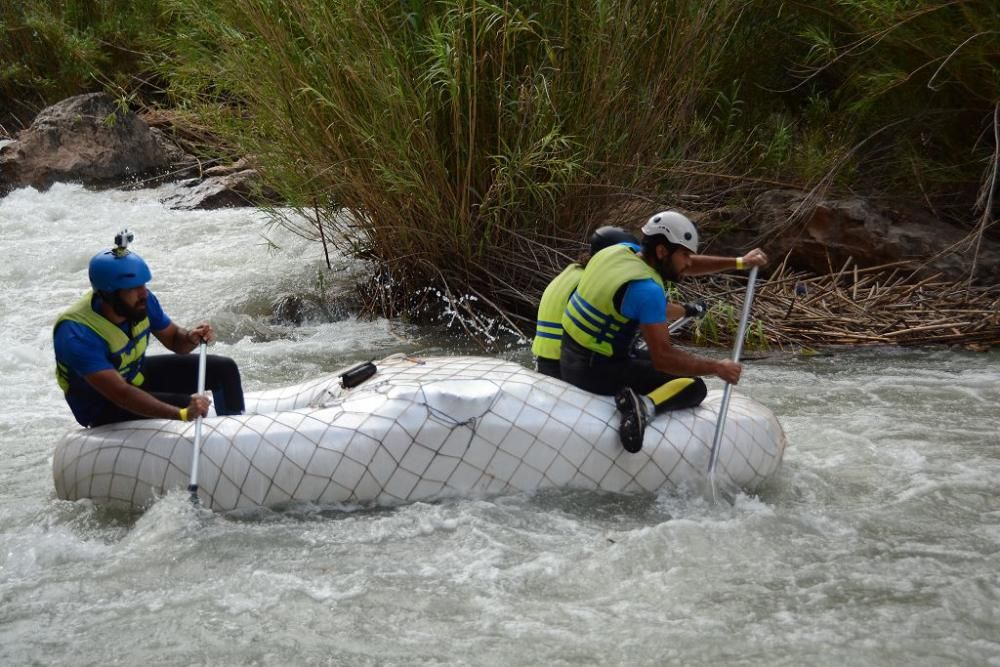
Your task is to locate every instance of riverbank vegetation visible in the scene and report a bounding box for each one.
[685,260,1000,351]
[0,2,166,128]
[3,0,997,349]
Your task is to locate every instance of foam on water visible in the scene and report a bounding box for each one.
[1,185,999,665]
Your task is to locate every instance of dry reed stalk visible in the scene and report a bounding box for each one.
[673,261,999,350]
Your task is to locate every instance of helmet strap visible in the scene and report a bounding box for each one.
[98,289,126,318]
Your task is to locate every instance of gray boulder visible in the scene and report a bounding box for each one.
[159,160,277,209]
[701,190,1000,284]
[0,93,193,196]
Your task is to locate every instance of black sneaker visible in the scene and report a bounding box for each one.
[615,387,647,453]
[614,388,631,412]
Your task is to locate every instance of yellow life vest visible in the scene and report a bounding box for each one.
[54,291,151,392]
[531,263,583,361]
[561,244,664,358]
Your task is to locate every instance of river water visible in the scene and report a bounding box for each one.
[1,184,998,666]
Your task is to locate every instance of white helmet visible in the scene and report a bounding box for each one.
[641,210,698,253]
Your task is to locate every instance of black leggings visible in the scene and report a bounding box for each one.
[91,354,245,426]
[535,356,562,379]
[560,337,707,413]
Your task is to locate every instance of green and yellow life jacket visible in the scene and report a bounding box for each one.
[561,244,663,359]
[54,291,151,392]
[531,263,583,361]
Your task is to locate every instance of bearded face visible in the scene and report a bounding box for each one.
[654,245,692,283]
[110,286,149,324]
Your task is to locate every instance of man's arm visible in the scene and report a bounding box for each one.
[641,322,741,383]
[84,369,209,419]
[154,322,214,354]
[683,248,768,277]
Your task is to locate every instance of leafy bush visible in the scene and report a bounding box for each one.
[771,0,1000,213]
[0,0,171,129]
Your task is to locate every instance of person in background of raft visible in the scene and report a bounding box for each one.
[53,230,245,427]
[559,210,769,453]
[532,226,639,379]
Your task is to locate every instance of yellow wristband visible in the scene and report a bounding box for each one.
[735,256,745,270]
[178,407,189,422]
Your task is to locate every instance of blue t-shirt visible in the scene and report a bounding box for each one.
[54,291,171,425]
[611,242,667,325]
[620,278,668,324]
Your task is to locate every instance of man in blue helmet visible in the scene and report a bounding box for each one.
[560,211,768,453]
[53,230,245,427]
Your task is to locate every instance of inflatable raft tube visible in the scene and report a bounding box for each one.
[53,354,786,511]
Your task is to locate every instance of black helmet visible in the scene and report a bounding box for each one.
[590,226,637,255]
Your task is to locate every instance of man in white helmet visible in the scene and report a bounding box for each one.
[559,210,768,453]
[532,225,716,380]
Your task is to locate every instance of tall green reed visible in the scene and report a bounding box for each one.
[0,1,170,128]
[159,0,750,333]
[744,0,999,210]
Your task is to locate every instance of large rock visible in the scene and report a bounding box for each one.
[702,190,1000,284]
[0,93,193,196]
[159,158,278,209]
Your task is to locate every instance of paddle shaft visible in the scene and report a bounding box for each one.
[707,266,759,479]
[668,315,691,334]
[631,315,692,355]
[187,341,208,503]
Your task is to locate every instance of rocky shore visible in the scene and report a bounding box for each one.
[0,93,270,210]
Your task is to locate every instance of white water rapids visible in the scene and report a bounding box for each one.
[1,184,998,666]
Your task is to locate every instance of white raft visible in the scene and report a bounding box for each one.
[53,355,786,511]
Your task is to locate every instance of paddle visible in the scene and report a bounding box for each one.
[707,266,759,498]
[672,299,708,333]
[668,315,691,334]
[187,341,208,504]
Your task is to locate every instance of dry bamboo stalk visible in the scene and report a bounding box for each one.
[881,321,972,336]
[895,276,941,298]
[671,263,997,349]
[789,326,887,340]
[830,289,870,315]
[832,256,853,287]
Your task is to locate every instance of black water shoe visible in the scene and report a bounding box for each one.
[615,387,647,453]
[614,388,631,413]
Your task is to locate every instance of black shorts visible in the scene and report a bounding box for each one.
[534,356,562,379]
[90,354,245,426]
[559,336,706,412]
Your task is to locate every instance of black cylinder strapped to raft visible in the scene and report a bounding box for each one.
[339,360,377,388]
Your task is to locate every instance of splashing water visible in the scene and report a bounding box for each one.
[1,184,998,665]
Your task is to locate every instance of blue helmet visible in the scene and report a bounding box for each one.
[88,243,152,292]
